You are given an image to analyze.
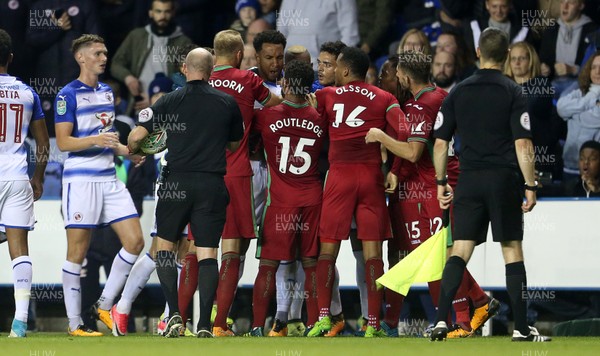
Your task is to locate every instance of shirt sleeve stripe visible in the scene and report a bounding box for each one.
[407,137,429,144]
[386,103,400,112]
[260,91,272,106]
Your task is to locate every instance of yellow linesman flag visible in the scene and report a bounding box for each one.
[377,225,448,296]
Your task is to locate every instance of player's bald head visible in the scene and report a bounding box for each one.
[214,30,244,58]
[184,48,213,80]
[285,45,311,64]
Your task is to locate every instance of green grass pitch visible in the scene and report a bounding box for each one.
[6,334,599,356]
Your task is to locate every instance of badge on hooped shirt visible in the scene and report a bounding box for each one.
[56,95,67,115]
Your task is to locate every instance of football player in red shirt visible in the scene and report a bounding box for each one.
[245,60,326,336]
[208,30,281,337]
[307,47,404,337]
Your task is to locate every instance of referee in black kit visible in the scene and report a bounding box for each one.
[429,28,551,343]
[128,48,243,338]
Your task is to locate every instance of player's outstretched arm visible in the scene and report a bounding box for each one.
[29,119,50,201]
[515,138,537,213]
[365,128,425,163]
[55,122,119,152]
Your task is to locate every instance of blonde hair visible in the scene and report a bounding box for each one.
[213,30,244,58]
[397,29,432,56]
[503,41,541,80]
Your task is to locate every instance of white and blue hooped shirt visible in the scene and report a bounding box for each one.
[54,80,117,183]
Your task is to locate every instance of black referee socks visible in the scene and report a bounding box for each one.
[156,250,179,317]
[197,258,219,331]
[506,261,529,335]
[436,256,467,324]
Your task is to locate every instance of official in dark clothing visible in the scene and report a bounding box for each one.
[128,48,244,338]
[429,28,551,342]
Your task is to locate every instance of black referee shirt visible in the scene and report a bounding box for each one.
[138,80,243,175]
[433,69,532,171]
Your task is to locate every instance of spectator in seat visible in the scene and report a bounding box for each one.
[432,51,459,92]
[539,0,597,96]
[110,0,192,116]
[396,29,433,55]
[505,41,563,180]
[245,18,272,46]
[259,0,281,27]
[230,0,261,41]
[462,0,534,59]
[557,51,600,187]
[568,140,600,197]
[436,31,477,80]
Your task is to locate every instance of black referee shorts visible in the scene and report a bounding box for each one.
[156,172,229,248]
[453,168,524,245]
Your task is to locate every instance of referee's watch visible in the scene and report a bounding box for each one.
[436,176,448,186]
[524,181,539,192]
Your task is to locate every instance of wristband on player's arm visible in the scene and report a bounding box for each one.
[524,181,538,192]
[436,175,448,186]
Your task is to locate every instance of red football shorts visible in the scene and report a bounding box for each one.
[222,176,256,239]
[319,164,391,242]
[388,198,425,252]
[257,204,320,260]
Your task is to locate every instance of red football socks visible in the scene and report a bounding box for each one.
[214,253,240,329]
[365,258,384,329]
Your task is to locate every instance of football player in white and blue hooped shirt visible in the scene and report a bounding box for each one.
[54,34,145,337]
[0,29,49,338]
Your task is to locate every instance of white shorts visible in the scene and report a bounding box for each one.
[62,180,138,228]
[150,181,188,237]
[0,180,35,230]
[251,160,268,226]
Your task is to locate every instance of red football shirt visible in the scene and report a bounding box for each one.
[254,101,326,207]
[209,65,271,176]
[401,86,459,189]
[315,81,403,165]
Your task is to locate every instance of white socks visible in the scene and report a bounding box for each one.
[98,248,138,310]
[276,260,296,322]
[117,253,155,314]
[353,250,368,318]
[62,260,83,330]
[12,256,32,322]
[330,266,342,316]
[289,265,305,320]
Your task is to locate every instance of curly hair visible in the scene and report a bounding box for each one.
[253,29,287,52]
[319,41,347,58]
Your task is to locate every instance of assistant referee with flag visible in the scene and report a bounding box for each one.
[429,28,551,342]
